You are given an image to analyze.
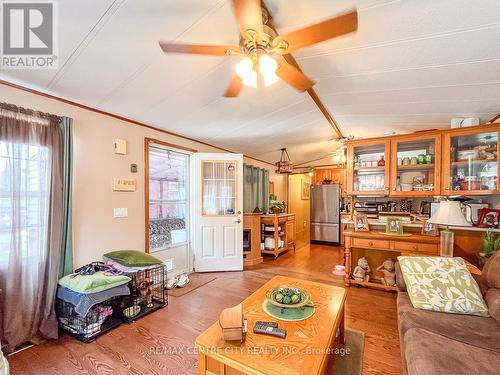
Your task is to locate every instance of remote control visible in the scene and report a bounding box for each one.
[255,321,278,328]
[253,321,287,338]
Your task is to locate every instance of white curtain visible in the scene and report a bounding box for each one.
[0,106,63,352]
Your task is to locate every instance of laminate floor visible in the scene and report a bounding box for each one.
[8,244,402,375]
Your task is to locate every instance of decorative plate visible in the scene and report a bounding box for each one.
[265,285,311,308]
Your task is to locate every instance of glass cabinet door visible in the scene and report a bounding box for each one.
[347,140,390,195]
[390,134,441,196]
[444,128,499,195]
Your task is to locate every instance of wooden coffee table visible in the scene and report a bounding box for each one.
[195,275,347,375]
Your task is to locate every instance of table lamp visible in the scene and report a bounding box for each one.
[428,200,471,257]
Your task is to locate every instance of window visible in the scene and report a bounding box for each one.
[147,143,189,252]
[202,161,236,216]
[0,142,50,264]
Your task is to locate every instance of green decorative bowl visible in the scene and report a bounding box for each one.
[265,285,311,308]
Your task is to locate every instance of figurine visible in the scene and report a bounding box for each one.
[352,257,371,282]
[377,259,396,286]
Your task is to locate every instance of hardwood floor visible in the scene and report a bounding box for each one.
[8,244,402,375]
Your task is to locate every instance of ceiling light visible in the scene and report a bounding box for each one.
[235,57,256,86]
[275,148,293,174]
[235,54,279,89]
[258,54,279,87]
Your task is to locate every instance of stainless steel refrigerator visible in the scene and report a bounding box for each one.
[310,184,340,245]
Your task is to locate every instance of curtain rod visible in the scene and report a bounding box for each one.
[0,102,61,122]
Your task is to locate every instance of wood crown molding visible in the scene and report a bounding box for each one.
[0,79,275,167]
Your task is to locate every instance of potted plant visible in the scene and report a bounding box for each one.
[269,194,286,214]
[479,230,500,266]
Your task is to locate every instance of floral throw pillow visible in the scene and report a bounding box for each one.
[398,256,489,317]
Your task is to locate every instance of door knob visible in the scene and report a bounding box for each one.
[236,219,242,223]
[237,211,242,214]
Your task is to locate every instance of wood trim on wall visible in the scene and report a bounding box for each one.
[0,79,275,167]
[144,137,198,253]
[145,137,198,153]
[144,138,150,253]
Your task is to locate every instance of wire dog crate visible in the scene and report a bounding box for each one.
[56,296,124,342]
[122,264,168,322]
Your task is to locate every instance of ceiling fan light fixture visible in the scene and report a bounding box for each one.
[258,54,279,87]
[242,71,258,88]
[235,56,254,80]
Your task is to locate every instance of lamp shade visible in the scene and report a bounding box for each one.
[428,200,471,227]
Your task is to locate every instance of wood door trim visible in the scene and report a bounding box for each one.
[144,138,151,253]
[0,79,275,167]
[145,137,197,153]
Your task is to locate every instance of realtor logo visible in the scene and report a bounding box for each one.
[1,1,58,69]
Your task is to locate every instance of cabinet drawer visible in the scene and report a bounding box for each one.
[393,241,438,255]
[352,238,390,249]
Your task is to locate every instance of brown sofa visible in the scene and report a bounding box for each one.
[396,253,500,375]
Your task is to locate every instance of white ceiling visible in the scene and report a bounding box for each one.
[2,0,500,165]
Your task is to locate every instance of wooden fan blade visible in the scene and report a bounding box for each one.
[159,41,239,56]
[231,0,263,38]
[224,75,243,97]
[275,56,314,92]
[275,9,357,53]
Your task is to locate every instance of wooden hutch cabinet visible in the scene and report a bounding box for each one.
[442,125,499,195]
[389,132,442,196]
[346,124,500,197]
[347,139,390,195]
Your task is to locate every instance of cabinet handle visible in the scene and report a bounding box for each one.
[445,186,450,190]
[368,241,374,246]
[413,245,418,251]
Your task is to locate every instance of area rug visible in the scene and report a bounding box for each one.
[168,273,217,297]
[328,329,365,375]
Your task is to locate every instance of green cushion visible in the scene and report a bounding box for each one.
[104,250,162,267]
[59,271,131,294]
[398,256,489,317]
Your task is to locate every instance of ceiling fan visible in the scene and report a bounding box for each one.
[158,0,358,97]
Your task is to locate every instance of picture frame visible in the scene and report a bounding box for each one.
[478,208,500,228]
[386,217,403,235]
[421,220,438,236]
[301,179,311,200]
[354,214,370,232]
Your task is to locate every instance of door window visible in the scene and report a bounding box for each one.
[202,161,236,216]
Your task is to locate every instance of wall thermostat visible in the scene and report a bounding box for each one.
[114,139,127,155]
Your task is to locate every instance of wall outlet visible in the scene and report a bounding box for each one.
[113,208,128,218]
[164,258,174,272]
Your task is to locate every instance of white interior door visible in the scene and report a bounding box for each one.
[192,153,243,272]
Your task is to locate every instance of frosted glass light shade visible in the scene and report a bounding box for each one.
[428,200,471,227]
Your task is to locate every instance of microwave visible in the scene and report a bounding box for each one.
[431,202,488,225]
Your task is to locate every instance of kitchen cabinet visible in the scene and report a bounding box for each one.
[389,133,442,196]
[312,167,346,196]
[347,139,390,195]
[443,125,499,195]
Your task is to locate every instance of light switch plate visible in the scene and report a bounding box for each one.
[113,208,128,218]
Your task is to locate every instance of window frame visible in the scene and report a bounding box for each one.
[144,138,195,253]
